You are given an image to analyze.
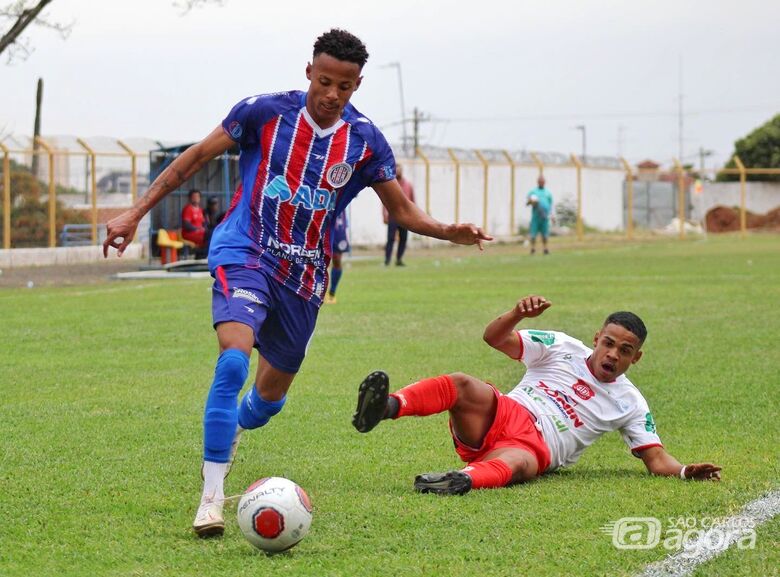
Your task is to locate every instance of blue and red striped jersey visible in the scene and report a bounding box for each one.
[209,91,396,305]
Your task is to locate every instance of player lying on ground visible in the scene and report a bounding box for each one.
[353,295,721,494]
[103,29,491,537]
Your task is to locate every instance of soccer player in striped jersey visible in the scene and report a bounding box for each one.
[353,295,721,494]
[324,209,349,304]
[103,29,491,536]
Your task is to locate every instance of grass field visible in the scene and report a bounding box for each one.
[1,234,778,577]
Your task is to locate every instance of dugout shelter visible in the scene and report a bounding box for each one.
[148,142,240,258]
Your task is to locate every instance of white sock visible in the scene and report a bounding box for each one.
[201,461,228,503]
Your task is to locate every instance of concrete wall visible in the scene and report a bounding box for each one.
[0,243,143,269]
[346,160,627,247]
[691,181,780,222]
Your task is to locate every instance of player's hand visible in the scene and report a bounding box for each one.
[682,463,722,481]
[515,295,551,318]
[103,208,142,257]
[447,223,493,250]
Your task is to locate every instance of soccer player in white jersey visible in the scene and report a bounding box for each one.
[353,295,721,494]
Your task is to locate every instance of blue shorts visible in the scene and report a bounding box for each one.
[529,217,550,239]
[212,265,319,373]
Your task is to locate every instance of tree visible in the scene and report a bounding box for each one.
[0,1,71,63]
[718,114,780,182]
[1,0,223,64]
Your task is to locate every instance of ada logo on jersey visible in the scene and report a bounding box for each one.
[572,380,595,400]
[326,162,353,188]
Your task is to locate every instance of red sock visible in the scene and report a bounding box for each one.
[462,459,513,489]
[391,375,458,418]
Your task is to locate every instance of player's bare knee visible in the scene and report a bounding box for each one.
[449,373,495,414]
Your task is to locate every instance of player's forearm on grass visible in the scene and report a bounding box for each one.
[641,447,684,477]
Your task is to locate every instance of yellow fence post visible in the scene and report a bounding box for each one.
[475,150,489,232]
[502,150,516,235]
[447,148,460,223]
[0,141,10,249]
[116,140,138,205]
[76,138,99,244]
[570,154,583,241]
[733,155,747,238]
[416,146,431,215]
[117,140,139,242]
[672,158,686,239]
[620,157,634,240]
[34,137,57,247]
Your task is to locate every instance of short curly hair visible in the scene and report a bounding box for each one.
[604,311,647,344]
[313,28,369,68]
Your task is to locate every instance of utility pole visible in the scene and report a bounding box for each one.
[412,107,429,156]
[31,77,43,178]
[678,55,684,163]
[381,62,407,155]
[575,125,586,164]
[699,147,713,175]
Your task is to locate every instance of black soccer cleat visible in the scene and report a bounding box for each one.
[352,370,390,433]
[414,470,473,496]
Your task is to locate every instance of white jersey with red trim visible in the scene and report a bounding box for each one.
[506,329,662,471]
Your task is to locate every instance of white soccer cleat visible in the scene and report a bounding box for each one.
[192,498,225,537]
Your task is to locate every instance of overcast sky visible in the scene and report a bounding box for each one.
[2,0,779,169]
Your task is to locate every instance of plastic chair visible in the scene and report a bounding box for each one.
[177,230,199,260]
[157,229,183,265]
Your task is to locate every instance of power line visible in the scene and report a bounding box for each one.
[428,102,780,124]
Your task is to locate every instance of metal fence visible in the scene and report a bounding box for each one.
[1,133,778,251]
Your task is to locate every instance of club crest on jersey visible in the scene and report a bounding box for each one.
[326,162,353,188]
[572,380,595,400]
[228,121,243,139]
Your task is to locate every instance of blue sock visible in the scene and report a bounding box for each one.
[238,385,286,430]
[330,268,343,295]
[203,349,249,463]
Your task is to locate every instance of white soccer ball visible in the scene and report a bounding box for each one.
[237,477,313,553]
[529,194,539,205]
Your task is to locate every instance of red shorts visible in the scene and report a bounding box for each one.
[450,388,551,475]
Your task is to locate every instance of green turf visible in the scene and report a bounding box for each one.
[1,234,778,577]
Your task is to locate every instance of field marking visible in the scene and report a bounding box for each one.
[638,489,780,577]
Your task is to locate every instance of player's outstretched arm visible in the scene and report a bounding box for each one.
[483,295,551,359]
[103,126,234,257]
[639,446,721,481]
[373,179,493,250]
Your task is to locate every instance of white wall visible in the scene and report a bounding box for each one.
[344,159,628,247]
[690,181,780,222]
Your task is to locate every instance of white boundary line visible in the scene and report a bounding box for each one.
[638,490,780,577]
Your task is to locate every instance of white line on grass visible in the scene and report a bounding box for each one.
[638,490,780,577]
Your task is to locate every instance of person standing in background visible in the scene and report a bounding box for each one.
[526,176,553,255]
[383,164,415,266]
[325,210,349,304]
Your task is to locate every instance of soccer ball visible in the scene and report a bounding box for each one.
[237,477,313,553]
[529,194,539,205]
